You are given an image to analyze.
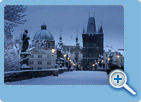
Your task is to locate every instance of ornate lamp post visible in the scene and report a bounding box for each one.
[64,54,67,58]
[52,48,55,56]
[63,54,67,67]
[51,48,55,68]
[116,54,120,66]
[92,64,95,70]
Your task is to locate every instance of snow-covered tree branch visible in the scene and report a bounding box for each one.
[4,5,28,72]
[4,5,27,35]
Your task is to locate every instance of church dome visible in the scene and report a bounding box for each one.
[33,24,54,41]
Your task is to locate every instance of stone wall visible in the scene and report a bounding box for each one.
[4,68,67,82]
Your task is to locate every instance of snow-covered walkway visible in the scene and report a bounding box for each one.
[6,71,108,85]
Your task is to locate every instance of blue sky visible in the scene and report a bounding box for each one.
[12,5,124,50]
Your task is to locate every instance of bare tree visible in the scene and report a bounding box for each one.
[4,5,27,35]
[4,5,27,72]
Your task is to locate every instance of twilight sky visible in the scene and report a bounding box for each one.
[12,5,124,50]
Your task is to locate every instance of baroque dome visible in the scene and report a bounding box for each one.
[33,24,54,41]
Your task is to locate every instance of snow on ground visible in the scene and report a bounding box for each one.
[6,71,109,85]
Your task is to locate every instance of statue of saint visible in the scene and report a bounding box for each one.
[21,30,30,52]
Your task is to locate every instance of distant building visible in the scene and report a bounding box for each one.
[28,23,56,70]
[82,13,104,70]
[103,50,124,68]
[57,31,83,69]
[63,32,83,62]
[62,45,83,63]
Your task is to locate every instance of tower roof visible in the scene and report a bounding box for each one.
[83,26,85,34]
[33,23,54,41]
[99,25,103,33]
[98,21,103,33]
[86,16,96,34]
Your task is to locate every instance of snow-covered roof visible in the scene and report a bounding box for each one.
[104,45,115,52]
[21,64,30,69]
[104,45,124,56]
[28,47,52,54]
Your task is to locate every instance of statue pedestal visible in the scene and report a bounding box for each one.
[20,52,31,70]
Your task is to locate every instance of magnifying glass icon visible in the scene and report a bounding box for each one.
[109,69,136,95]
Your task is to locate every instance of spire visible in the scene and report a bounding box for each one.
[76,30,79,46]
[99,20,103,33]
[98,26,100,33]
[59,29,62,42]
[41,22,47,30]
[83,26,85,33]
[76,30,78,43]
[86,12,96,34]
[58,29,63,46]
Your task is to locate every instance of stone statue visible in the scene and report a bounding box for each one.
[20,30,31,70]
[21,30,30,52]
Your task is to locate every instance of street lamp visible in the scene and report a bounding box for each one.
[51,48,55,68]
[116,54,120,59]
[92,64,95,67]
[116,54,120,66]
[107,58,110,61]
[92,64,95,70]
[67,57,70,60]
[64,54,67,58]
[52,48,55,55]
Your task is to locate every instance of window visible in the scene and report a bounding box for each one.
[38,67,42,70]
[67,48,69,51]
[38,61,42,65]
[63,48,66,52]
[38,55,42,58]
[47,55,51,58]
[30,55,34,58]
[47,61,51,65]
[48,43,51,48]
[106,54,108,57]
[30,61,34,65]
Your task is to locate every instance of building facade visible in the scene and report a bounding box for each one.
[57,31,83,69]
[103,50,124,69]
[28,49,56,70]
[28,23,56,70]
[82,13,104,70]
[62,45,83,63]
